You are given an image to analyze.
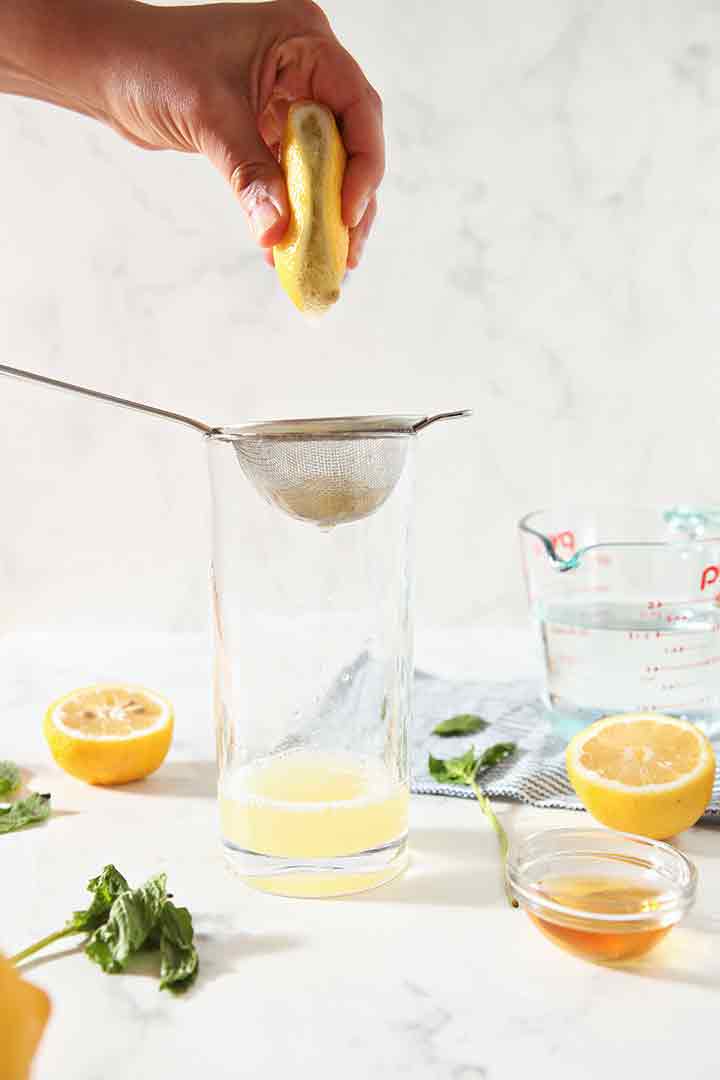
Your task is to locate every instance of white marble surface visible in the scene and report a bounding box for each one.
[2,1,720,634]
[3,630,719,1080]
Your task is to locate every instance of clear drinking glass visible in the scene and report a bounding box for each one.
[207,428,415,897]
[519,505,720,737]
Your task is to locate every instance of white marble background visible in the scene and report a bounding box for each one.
[1,0,719,634]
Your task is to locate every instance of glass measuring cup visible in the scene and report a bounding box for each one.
[519,506,720,737]
[208,426,416,898]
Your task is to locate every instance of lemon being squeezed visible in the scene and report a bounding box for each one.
[273,101,349,315]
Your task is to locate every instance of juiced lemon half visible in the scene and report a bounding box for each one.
[273,101,349,315]
[566,712,715,839]
[44,684,173,785]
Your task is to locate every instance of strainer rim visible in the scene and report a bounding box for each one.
[206,414,423,442]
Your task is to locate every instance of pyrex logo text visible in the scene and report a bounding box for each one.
[550,531,575,553]
[701,565,720,591]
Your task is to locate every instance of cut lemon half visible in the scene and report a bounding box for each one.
[566,713,716,839]
[44,684,173,786]
[273,101,348,315]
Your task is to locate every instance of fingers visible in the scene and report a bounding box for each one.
[338,90,385,230]
[308,40,385,230]
[201,96,289,248]
[347,194,377,269]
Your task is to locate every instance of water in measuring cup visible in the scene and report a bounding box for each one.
[536,597,720,736]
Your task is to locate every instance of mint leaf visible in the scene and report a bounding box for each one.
[86,873,167,973]
[428,747,478,784]
[432,714,488,737]
[477,742,516,772]
[0,792,50,834]
[428,742,517,785]
[159,901,199,993]
[66,865,130,933]
[0,760,21,796]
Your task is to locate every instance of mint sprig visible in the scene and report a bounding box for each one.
[11,865,198,993]
[428,742,518,907]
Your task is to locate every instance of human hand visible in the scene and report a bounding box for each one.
[102,0,384,267]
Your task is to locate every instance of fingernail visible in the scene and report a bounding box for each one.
[351,195,370,229]
[249,197,280,242]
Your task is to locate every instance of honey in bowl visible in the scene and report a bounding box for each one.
[507,828,697,965]
[528,875,671,962]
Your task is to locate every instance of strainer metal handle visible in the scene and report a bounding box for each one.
[0,364,471,439]
[0,362,213,435]
[412,410,471,432]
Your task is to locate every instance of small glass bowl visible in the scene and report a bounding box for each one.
[507,828,697,963]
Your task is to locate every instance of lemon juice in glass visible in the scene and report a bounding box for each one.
[208,419,416,898]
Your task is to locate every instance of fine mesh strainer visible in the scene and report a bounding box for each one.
[215,414,467,525]
[0,364,469,525]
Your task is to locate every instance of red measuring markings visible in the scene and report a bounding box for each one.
[548,623,591,637]
[644,596,720,615]
[640,698,711,710]
[643,655,720,674]
[659,680,700,692]
[549,653,582,668]
[640,605,694,627]
[664,640,718,654]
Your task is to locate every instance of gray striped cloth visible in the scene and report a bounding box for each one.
[411,668,720,820]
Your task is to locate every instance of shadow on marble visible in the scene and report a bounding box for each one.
[119,760,217,799]
[604,923,720,991]
[345,827,502,908]
[683,910,720,933]
[619,960,720,993]
[197,930,302,984]
[407,826,495,860]
[16,931,301,993]
[18,943,85,975]
[675,824,720,865]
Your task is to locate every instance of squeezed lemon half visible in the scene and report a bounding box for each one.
[273,101,349,315]
[566,712,716,838]
[0,951,50,1080]
[44,684,173,785]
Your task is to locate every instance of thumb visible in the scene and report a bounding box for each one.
[202,98,289,247]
